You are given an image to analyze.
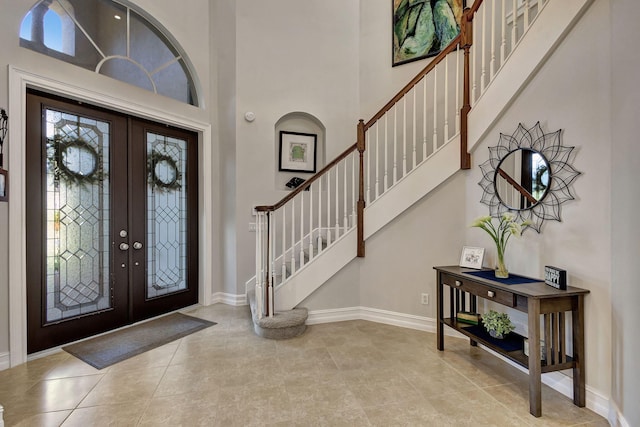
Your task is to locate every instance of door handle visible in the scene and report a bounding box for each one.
[119,242,130,251]
[133,241,143,250]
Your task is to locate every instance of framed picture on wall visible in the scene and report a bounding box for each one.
[459,246,484,269]
[279,131,317,173]
[392,0,465,66]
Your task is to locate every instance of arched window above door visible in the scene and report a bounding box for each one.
[19,0,201,106]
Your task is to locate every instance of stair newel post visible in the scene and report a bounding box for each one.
[460,7,473,170]
[357,119,366,258]
[255,210,264,319]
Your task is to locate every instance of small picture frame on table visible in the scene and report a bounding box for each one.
[0,168,7,202]
[279,131,317,173]
[459,246,484,269]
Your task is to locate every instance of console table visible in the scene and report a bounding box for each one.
[434,266,589,417]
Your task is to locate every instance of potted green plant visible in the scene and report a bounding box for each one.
[481,310,515,339]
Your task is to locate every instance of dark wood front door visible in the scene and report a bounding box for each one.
[26,91,199,353]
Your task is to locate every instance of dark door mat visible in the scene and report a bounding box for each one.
[63,313,216,369]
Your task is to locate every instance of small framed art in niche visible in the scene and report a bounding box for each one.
[279,131,317,173]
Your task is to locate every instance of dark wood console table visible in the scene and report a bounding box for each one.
[434,266,589,417]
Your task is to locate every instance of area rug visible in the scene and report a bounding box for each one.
[63,313,216,369]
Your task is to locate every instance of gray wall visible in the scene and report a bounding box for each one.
[610,0,640,425]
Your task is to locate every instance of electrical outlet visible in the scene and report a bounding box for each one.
[248,222,256,232]
[421,293,429,305]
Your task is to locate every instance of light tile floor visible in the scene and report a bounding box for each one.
[0,304,609,426]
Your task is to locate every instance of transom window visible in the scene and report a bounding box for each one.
[20,0,200,106]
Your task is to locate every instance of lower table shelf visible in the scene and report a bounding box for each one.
[443,318,575,372]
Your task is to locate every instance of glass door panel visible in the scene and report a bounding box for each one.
[44,109,112,323]
[146,132,188,298]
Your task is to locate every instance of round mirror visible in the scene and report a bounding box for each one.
[59,140,98,179]
[494,148,550,211]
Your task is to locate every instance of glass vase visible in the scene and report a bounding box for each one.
[495,251,509,279]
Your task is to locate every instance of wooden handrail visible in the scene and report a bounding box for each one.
[255,142,358,212]
[364,35,461,131]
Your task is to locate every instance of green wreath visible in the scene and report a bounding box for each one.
[148,151,182,191]
[49,135,104,187]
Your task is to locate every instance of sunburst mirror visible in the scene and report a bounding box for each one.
[478,122,581,233]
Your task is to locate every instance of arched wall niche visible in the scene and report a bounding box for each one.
[275,112,326,191]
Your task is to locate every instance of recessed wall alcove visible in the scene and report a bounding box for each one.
[275,112,326,191]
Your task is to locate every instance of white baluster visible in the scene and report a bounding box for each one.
[375,122,380,198]
[366,130,371,204]
[481,4,487,93]
[501,0,506,68]
[326,173,332,246]
[524,0,530,29]
[402,97,407,177]
[290,199,296,275]
[352,153,356,227]
[444,54,449,140]
[512,0,518,48]
[281,207,286,284]
[432,65,438,153]
[472,11,477,104]
[309,182,314,260]
[318,174,322,253]
[335,166,340,238]
[343,158,348,232]
[456,45,460,134]
[300,191,305,268]
[490,0,496,78]
[412,86,417,169]
[423,76,428,160]
[393,105,398,185]
[384,114,388,192]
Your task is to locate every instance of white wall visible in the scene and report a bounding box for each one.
[610,0,640,425]
[233,0,360,294]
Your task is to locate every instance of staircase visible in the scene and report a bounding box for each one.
[248,0,593,334]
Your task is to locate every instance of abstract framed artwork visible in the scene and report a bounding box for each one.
[393,0,465,66]
[279,131,317,173]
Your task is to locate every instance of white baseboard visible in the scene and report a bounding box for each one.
[211,292,247,306]
[307,306,611,422]
[0,352,9,371]
[607,401,630,427]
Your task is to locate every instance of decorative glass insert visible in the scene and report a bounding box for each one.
[147,133,188,298]
[20,0,199,106]
[45,109,111,323]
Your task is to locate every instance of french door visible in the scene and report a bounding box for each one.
[26,91,198,353]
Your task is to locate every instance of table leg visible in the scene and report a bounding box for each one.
[572,296,586,407]
[437,272,444,351]
[528,298,542,417]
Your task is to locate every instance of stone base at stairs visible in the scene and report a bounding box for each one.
[247,289,308,340]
